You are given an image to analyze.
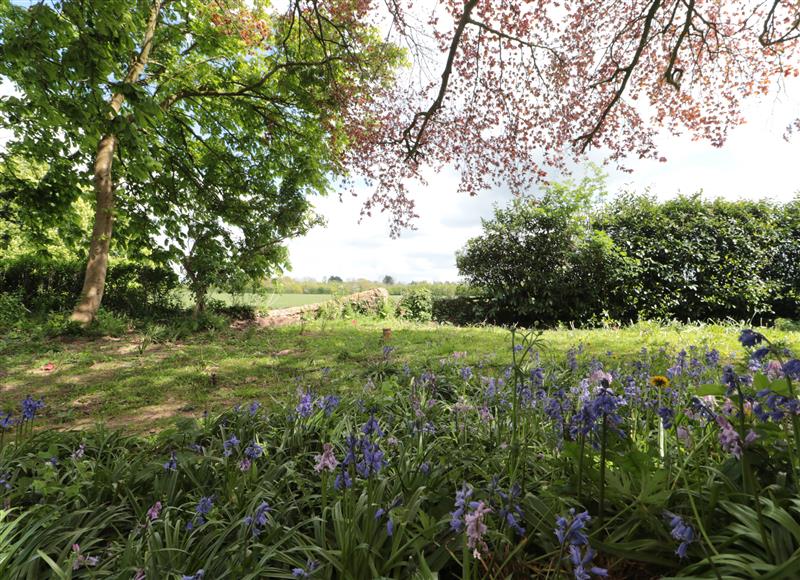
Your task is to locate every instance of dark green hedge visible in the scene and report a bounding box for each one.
[454,192,800,326]
[0,254,179,316]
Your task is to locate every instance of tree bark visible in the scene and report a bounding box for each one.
[71,0,162,323]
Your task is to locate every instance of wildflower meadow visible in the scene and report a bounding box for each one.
[2,327,800,578]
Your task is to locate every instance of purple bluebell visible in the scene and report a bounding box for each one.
[665,512,694,558]
[291,560,320,578]
[163,451,178,471]
[362,414,384,437]
[244,442,263,459]
[0,412,13,429]
[21,396,44,421]
[783,359,800,380]
[420,461,430,475]
[739,329,765,348]
[356,441,386,477]
[705,348,720,367]
[181,570,204,580]
[333,467,352,490]
[296,390,315,418]
[223,434,240,457]
[460,366,473,380]
[450,484,473,532]
[248,401,261,416]
[657,407,674,429]
[569,545,608,579]
[243,501,271,536]
[0,473,11,490]
[318,395,340,416]
[555,509,591,546]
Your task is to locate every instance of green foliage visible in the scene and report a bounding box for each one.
[456,169,635,326]
[4,329,800,576]
[597,193,783,322]
[396,288,433,322]
[457,173,800,326]
[0,0,405,311]
[0,254,179,316]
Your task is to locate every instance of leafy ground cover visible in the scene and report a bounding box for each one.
[2,322,800,578]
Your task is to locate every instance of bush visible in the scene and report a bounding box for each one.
[0,255,180,317]
[456,171,635,326]
[431,295,491,325]
[456,176,799,326]
[597,194,781,322]
[396,288,433,322]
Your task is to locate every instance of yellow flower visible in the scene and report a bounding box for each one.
[650,375,670,388]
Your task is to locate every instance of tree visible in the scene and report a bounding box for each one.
[0,0,401,321]
[382,275,395,285]
[456,171,635,325]
[328,275,343,283]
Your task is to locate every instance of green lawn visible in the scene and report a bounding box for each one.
[2,318,798,432]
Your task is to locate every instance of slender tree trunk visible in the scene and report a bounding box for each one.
[71,135,118,324]
[71,0,162,323]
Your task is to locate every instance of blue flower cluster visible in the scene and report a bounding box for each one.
[243,501,271,537]
[555,510,607,580]
[664,511,694,558]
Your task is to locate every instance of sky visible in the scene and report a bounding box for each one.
[286,84,800,283]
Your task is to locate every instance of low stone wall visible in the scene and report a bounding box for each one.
[252,288,389,328]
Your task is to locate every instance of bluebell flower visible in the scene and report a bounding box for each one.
[420,462,430,475]
[187,496,214,529]
[383,345,395,358]
[223,435,240,457]
[783,359,800,380]
[450,484,473,532]
[664,512,694,559]
[163,451,178,471]
[243,501,271,536]
[296,391,315,418]
[0,412,14,429]
[181,570,204,580]
[0,473,11,490]
[318,395,340,416]
[555,509,591,546]
[292,560,320,578]
[21,396,44,421]
[196,496,214,516]
[460,366,473,381]
[739,329,765,348]
[244,442,263,459]
[356,441,386,477]
[362,414,384,437]
[333,467,352,490]
[657,407,674,429]
[248,401,261,416]
[705,348,720,367]
[568,544,608,579]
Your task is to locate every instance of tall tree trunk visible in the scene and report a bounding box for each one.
[71,0,162,323]
[71,135,117,324]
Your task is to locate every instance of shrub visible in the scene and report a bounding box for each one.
[597,194,781,322]
[0,255,180,317]
[456,171,635,326]
[396,288,433,322]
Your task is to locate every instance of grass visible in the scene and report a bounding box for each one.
[2,317,799,432]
